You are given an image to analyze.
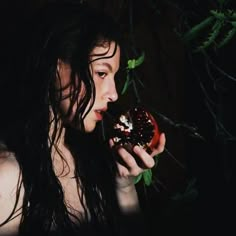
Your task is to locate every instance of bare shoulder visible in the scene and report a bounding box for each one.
[0,150,21,186]
[0,150,23,234]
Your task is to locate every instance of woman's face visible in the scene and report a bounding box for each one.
[57,41,120,132]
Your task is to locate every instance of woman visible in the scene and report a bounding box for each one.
[0,1,165,235]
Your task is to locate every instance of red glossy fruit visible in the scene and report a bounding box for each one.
[111,106,160,153]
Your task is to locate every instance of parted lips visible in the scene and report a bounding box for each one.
[111,106,160,153]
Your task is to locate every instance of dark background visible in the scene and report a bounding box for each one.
[1,0,235,235]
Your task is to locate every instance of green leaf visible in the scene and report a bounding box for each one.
[134,173,143,184]
[121,73,131,95]
[127,52,145,70]
[153,154,160,167]
[134,52,145,67]
[143,169,152,186]
[127,59,136,69]
[153,153,160,160]
[133,144,165,186]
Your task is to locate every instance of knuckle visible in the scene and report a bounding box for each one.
[131,169,140,177]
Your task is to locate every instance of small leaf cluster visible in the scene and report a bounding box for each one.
[121,52,145,95]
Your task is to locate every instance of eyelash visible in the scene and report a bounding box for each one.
[96,72,107,78]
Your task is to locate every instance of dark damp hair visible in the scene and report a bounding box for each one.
[0,1,123,235]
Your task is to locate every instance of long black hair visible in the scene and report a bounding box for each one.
[0,1,123,235]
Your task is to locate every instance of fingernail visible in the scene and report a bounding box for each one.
[134,145,141,152]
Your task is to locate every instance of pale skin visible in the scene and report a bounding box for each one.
[0,41,166,234]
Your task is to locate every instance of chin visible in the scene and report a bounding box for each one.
[83,122,96,133]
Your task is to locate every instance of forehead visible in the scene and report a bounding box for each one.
[90,41,120,63]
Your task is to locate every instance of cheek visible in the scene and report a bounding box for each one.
[59,83,90,123]
[93,79,103,98]
[59,97,76,122]
[83,116,96,132]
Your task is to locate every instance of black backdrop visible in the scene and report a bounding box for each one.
[1,1,235,235]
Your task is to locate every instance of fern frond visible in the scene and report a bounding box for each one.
[210,10,226,20]
[218,26,236,48]
[228,10,236,20]
[195,20,223,51]
[231,21,236,27]
[182,16,214,42]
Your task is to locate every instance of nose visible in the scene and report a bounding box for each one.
[105,79,118,102]
[108,92,118,102]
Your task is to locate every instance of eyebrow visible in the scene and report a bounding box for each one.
[94,62,113,72]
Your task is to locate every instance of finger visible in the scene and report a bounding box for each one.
[116,162,142,178]
[109,138,137,169]
[117,148,144,176]
[133,145,155,169]
[151,133,166,157]
[109,138,115,148]
[109,138,125,154]
[116,162,130,177]
[117,147,137,167]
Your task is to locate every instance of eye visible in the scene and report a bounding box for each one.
[96,72,107,79]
